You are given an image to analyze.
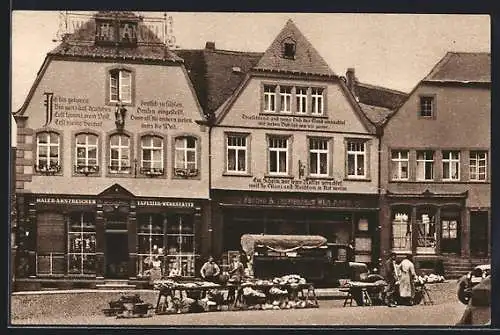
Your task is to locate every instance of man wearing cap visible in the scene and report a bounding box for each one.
[384,252,400,307]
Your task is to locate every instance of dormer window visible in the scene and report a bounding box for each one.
[283,41,296,59]
[95,18,138,46]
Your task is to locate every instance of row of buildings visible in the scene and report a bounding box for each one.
[11,11,490,290]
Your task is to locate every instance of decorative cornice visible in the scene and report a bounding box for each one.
[386,189,468,199]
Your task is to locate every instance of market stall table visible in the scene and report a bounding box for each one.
[341,281,386,307]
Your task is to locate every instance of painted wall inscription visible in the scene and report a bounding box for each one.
[130,99,192,130]
[248,176,347,192]
[242,114,346,130]
[42,93,193,130]
[44,92,111,127]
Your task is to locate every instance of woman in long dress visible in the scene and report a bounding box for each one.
[398,254,416,305]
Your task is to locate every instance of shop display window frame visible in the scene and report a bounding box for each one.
[416,206,437,254]
[67,212,97,275]
[137,213,165,278]
[391,207,412,253]
[165,214,197,277]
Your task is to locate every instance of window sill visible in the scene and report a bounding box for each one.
[344,177,371,182]
[389,180,490,184]
[259,112,328,119]
[264,174,294,179]
[223,172,253,177]
[306,176,335,181]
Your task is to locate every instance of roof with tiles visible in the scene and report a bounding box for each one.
[423,52,490,83]
[254,19,336,77]
[176,45,263,116]
[48,11,183,63]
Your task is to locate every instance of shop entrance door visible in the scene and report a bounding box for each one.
[105,232,129,279]
[470,211,489,257]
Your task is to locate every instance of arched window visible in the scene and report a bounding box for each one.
[109,134,131,174]
[174,136,198,177]
[36,131,61,173]
[140,135,164,176]
[75,133,99,174]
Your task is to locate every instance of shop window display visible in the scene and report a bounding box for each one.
[416,209,437,253]
[165,214,196,277]
[391,211,412,252]
[137,213,165,278]
[68,212,96,274]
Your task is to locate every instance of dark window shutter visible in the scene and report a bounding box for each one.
[37,212,65,253]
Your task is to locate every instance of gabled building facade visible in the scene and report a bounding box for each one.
[187,20,385,267]
[379,52,491,276]
[13,11,210,290]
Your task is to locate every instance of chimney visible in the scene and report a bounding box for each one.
[346,68,356,92]
[205,41,215,50]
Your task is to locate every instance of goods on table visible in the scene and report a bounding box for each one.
[416,274,445,284]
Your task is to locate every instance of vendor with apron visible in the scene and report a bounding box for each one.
[200,256,221,283]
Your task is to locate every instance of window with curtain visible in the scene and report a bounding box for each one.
[137,213,165,277]
[109,134,131,174]
[140,135,164,176]
[75,133,98,174]
[67,212,96,275]
[227,134,247,173]
[36,131,61,173]
[174,136,198,177]
[391,209,412,252]
[268,136,289,175]
[309,138,329,176]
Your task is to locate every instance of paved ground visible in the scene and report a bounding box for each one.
[10,281,469,326]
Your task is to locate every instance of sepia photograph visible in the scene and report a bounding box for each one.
[9,10,491,327]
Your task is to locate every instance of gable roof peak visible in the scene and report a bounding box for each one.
[254,19,336,77]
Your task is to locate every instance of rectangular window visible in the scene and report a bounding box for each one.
[110,69,132,103]
[75,133,98,174]
[68,212,96,275]
[280,86,292,113]
[36,132,61,173]
[137,214,165,278]
[227,135,247,173]
[391,211,412,252]
[420,96,434,117]
[268,136,288,175]
[347,141,366,178]
[174,137,198,177]
[264,85,276,112]
[109,134,131,174]
[165,214,196,277]
[416,150,434,181]
[309,138,329,176]
[442,150,460,181]
[295,87,308,114]
[391,150,409,180]
[470,151,487,181]
[141,136,164,176]
[416,209,437,254]
[311,88,324,115]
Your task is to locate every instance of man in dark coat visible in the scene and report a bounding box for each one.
[384,252,399,307]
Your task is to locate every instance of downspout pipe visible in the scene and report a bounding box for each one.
[376,124,384,272]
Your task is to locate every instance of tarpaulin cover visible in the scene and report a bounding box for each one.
[240,234,327,256]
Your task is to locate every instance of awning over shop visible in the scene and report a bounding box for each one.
[240,234,327,256]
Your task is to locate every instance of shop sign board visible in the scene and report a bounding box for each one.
[35,197,96,205]
[136,200,195,208]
